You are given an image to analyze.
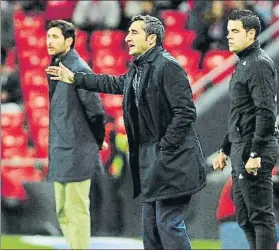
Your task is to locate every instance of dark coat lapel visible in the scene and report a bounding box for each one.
[137,64,151,103]
[124,67,136,110]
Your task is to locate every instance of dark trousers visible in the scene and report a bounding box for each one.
[230,140,278,250]
[142,195,191,250]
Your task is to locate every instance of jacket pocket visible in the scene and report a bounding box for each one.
[236,112,242,136]
[157,140,206,191]
[159,143,183,153]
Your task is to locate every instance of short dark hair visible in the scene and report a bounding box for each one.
[47,20,76,49]
[130,15,165,46]
[228,9,261,39]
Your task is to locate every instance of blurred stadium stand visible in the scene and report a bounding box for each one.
[1,1,279,246]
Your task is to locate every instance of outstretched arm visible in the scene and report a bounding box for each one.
[46,62,126,94]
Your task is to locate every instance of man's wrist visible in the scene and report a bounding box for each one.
[218,148,227,155]
[249,151,260,158]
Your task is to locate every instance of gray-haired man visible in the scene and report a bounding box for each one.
[46,15,206,249]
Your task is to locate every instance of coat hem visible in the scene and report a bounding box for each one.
[139,181,207,202]
[46,175,93,183]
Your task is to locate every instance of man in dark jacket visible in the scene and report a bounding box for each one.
[46,15,206,250]
[213,10,278,249]
[46,20,105,249]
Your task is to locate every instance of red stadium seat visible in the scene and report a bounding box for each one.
[44,1,77,21]
[24,91,49,110]
[187,67,206,85]
[27,108,49,129]
[1,129,28,148]
[170,49,201,71]
[26,109,48,142]
[75,29,91,63]
[92,49,128,75]
[1,111,24,131]
[19,52,50,71]
[114,113,126,135]
[1,167,27,201]
[100,94,123,118]
[13,10,44,33]
[27,147,37,158]
[5,47,17,70]
[216,177,236,221]
[160,10,188,30]
[19,48,49,61]
[90,30,125,50]
[76,49,91,64]
[21,69,48,91]
[164,29,196,51]
[1,103,24,130]
[1,129,28,158]
[22,69,46,84]
[203,49,235,84]
[75,29,88,50]
[1,148,28,159]
[17,32,47,52]
[186,68,207,100]
[203,49,234,69]
[22,84,49,99]
[33,127,49,158]
[1,166,44,202]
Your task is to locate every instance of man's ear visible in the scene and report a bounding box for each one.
[248,29,256,40]
[148,34,157,45]
[66,37,73,48]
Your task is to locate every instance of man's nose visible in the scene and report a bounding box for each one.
[125,34,130,43]
[46,39,51,45]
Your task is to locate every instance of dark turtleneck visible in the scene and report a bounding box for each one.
[133,46,156,67]
[48,50,70,99]
[236,40,260,60]
[132,46,157,107]
[50,50,69,66]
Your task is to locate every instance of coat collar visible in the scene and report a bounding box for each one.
[129,46,162,102]
[50,49,77,66]
[236,40,260,60]
[130,45,163,67]
[133,46,156,66]
[125,46,163,104]
[146,45,163,62]
[48,49,78,99]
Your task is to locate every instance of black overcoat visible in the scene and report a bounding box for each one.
[74,46,206,201]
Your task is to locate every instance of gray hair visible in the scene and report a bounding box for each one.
[130,15,165,46]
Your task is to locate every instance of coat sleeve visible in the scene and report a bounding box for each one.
[77,89,105,149]
[247,60,277,155]
[159,61,197,150]
[74,72,126,95]
[220,131,231,156]
[74,67,106,149]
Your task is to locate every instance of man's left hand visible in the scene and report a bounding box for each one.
[46,62,75,84]
[245,157,261,176]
